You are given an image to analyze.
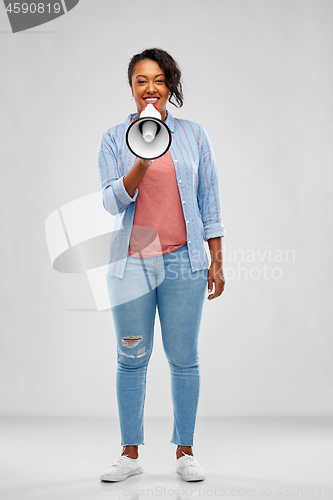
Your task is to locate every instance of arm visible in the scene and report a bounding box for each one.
[123,159,152,198]
[96,131,151,216]
[197,125,225,241]
[197,125,226,299]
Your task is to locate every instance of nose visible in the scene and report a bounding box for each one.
[146,80,156,93]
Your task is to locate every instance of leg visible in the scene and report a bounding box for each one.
[106,256,157,454]
[156,245,208,453]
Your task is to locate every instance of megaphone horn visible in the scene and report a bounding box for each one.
[126,104,172,160]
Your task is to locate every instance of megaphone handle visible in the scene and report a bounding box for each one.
[139,159,154,167]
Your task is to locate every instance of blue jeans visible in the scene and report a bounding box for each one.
[106,244,208,447]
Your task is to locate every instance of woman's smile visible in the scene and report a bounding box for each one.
[143,96,160,105]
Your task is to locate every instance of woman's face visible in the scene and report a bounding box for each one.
[131,59,170,121]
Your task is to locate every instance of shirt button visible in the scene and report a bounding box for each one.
[182,200,185,203]
[179,180,182,183]
[175,159,178,163]
[188,240,191,244]
[186,220,189,223]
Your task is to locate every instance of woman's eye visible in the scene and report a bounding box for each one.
[156,80,165,83]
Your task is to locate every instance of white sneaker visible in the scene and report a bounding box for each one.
[176,452,205,481]
[100,454,143,482]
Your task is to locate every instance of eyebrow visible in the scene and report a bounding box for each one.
[135,73,165,79]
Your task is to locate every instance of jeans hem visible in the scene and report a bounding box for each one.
[121,442,145,446]
[170,440,193,447]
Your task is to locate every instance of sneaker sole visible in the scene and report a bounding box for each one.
[100,467,143,482]
[177,470,205,481]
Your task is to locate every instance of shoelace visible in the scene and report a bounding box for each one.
[182,452,197,466]
[110,454,130,467]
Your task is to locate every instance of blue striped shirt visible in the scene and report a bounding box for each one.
[96,110,226,278]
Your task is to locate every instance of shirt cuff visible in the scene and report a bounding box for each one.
[204,222,226,241]
[112,176,139,205]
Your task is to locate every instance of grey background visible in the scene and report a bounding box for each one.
[0,0,332,416]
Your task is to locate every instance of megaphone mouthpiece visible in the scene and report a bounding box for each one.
[140,103,161,120]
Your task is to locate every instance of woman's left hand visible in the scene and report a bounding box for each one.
[207,261,225,300]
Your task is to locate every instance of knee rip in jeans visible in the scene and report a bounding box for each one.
[120,336,145,358]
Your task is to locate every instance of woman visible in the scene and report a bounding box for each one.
[97,48,226,482]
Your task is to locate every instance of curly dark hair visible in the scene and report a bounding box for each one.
[128,48,184,108]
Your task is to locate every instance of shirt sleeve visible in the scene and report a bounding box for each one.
[96,131,139,216]
[197,125,226,241]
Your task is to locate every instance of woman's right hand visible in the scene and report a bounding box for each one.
[140,159,154,169]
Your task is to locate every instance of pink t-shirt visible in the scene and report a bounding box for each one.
[128,150,187,258]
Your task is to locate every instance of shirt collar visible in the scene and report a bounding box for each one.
[125,109,175,134]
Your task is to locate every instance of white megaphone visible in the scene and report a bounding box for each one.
[126,103,172,160]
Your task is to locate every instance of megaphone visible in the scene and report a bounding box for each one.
[126,104,172,160]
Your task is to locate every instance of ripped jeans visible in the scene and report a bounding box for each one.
[106,244,208,447]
